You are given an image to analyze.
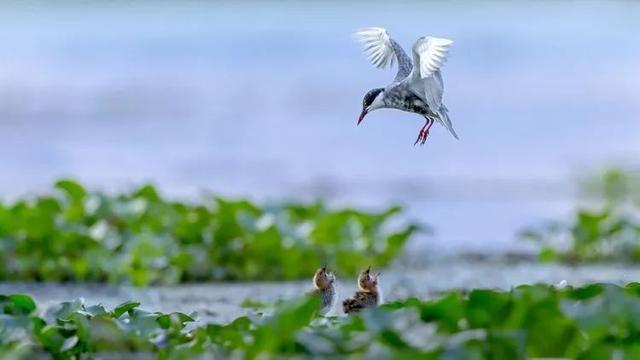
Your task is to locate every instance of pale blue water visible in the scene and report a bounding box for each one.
[0,1,638,254]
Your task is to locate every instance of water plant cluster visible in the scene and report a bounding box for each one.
[4,282,640,359]
[522,167,640,262]
[0,180,419,285]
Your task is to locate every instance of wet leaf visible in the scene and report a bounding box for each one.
[60,335,78,352]
[113,301,140,318]
[1,294,36,315]
[55,179,86,201]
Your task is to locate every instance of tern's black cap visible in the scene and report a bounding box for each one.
[362,88,384,108]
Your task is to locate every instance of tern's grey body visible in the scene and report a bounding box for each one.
[355,27,458,145]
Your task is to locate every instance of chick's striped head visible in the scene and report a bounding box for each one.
[358,266,380,292]
[313,267,335,289]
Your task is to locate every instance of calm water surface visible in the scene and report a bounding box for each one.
[3,261,640,322]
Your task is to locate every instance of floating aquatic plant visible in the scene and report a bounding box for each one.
[0,179,420,285]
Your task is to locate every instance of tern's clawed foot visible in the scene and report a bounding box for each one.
[413,129,430,146]
[413,131,422,146]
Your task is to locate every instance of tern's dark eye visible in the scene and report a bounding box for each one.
[362,88,384,108]
[363,94,373,107]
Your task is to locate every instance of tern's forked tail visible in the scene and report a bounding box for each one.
[437,105,459,140]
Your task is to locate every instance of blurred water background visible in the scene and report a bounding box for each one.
[1,1,638,256]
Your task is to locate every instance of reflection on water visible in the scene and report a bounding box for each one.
[0,1,638,253]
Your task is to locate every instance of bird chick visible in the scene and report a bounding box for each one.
[307,266,336,315]
[342,267,381,314]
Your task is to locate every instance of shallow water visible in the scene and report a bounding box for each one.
[0,1,638,254]
[4,261,640,323]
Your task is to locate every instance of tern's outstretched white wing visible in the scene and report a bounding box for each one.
[408,36,458,139]
[355,27,395,68]
[354,27,413,82]
[411,36,452,79]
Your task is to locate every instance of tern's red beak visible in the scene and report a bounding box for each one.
[357,109,368,125]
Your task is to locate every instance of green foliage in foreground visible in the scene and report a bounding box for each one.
[522,167,640,263]
[5,283,640,358]
[0,179,419,285]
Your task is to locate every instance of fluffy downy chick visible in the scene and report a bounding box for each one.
[307,267,336,315]
[342,267,381,314]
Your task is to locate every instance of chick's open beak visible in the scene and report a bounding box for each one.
[357,109,368,125]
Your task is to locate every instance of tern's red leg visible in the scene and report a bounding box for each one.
[414,129,424,146]
[414,118,431,146]
[420,118,435,145]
